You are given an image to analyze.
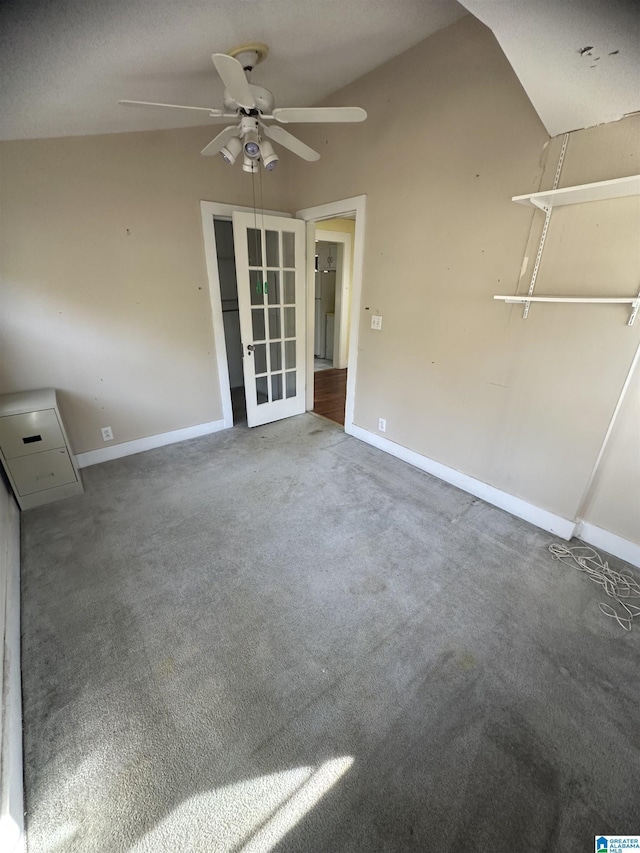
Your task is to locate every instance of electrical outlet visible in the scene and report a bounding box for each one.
[101,426,113,442]
[378,418,386,433]
[371,314,383,330]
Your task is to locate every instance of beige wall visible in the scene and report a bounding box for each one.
[315,218,356,236]
[582,367,640,542]
[284,16,640,535]
[0,126,288,453]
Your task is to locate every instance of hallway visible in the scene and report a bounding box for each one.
[313,368,347,426]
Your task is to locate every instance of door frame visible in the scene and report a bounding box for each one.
[295,195,366,433]
[314,231,352,369]
[200,201,291,429]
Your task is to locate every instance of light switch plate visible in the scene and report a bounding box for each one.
[371,314,383,330]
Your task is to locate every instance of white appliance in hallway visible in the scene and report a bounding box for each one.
[314,242,337,360]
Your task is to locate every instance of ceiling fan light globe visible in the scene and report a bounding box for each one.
[242,127,261,159]
[259,139,278,170]
[219,135,242,165]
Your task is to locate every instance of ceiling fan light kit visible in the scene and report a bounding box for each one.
[119,43,367,172]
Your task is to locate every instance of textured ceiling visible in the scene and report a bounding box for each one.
[0,0,466,141]
[3,1,637,143]
[460,0,640,136]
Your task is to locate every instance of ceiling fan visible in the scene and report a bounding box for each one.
[120,42,367,172]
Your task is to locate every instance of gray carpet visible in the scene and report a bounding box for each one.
[20,414,640,853]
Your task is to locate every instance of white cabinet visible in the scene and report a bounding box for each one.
[0,389,83,509]
[317,244,337,270]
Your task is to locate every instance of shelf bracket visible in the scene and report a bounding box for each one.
[529,198,549,212]
[522,133,568,319]
[523,203,551,318]
[629,290,640,326]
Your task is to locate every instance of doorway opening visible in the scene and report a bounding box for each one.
[311,227,353,425]
[296,197,366,432]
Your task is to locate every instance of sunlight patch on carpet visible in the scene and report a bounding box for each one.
[129,756,354,852]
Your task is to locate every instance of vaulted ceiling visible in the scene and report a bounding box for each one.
[0,0,466,140]
[1,0,638,143]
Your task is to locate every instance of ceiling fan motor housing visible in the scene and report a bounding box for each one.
[223,84,274,115]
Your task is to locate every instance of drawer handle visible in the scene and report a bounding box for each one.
[36,472,55,481]
[23,434,43,444]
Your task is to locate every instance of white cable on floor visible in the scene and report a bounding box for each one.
[548,542,640,631]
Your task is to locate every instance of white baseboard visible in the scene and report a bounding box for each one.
[575,521,640,569]
[346,424,576,540]
[76,419,227,468]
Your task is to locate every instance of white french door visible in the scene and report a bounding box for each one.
[232,212,307,427]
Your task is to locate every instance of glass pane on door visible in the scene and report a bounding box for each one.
[272,373,283,401]
[248,229,262,267]
[283,271,295,304]
[252,308,266,341]
[265,230,279,267]
[284,307,295,338]
[269,307,281,339]
[282,231,295,268]
[254,343,267,375]
[250,269,265,306]
[285,340,296,369]
[256,375,269,405]
[266,270,280,305]
[270,341,282,372]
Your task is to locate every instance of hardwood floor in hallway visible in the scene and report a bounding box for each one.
[313,368,347,425]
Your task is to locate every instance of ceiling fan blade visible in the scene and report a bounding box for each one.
[272,107,367,124]
[262,124,320,162]
[119,100,227,116]
[201,125,240,156]
[211,53,256,109]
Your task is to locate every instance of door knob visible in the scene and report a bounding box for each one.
[247,344,255,353]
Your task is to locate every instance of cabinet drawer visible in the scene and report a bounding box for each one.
[0,409,65,458]
[8,448,77,496]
